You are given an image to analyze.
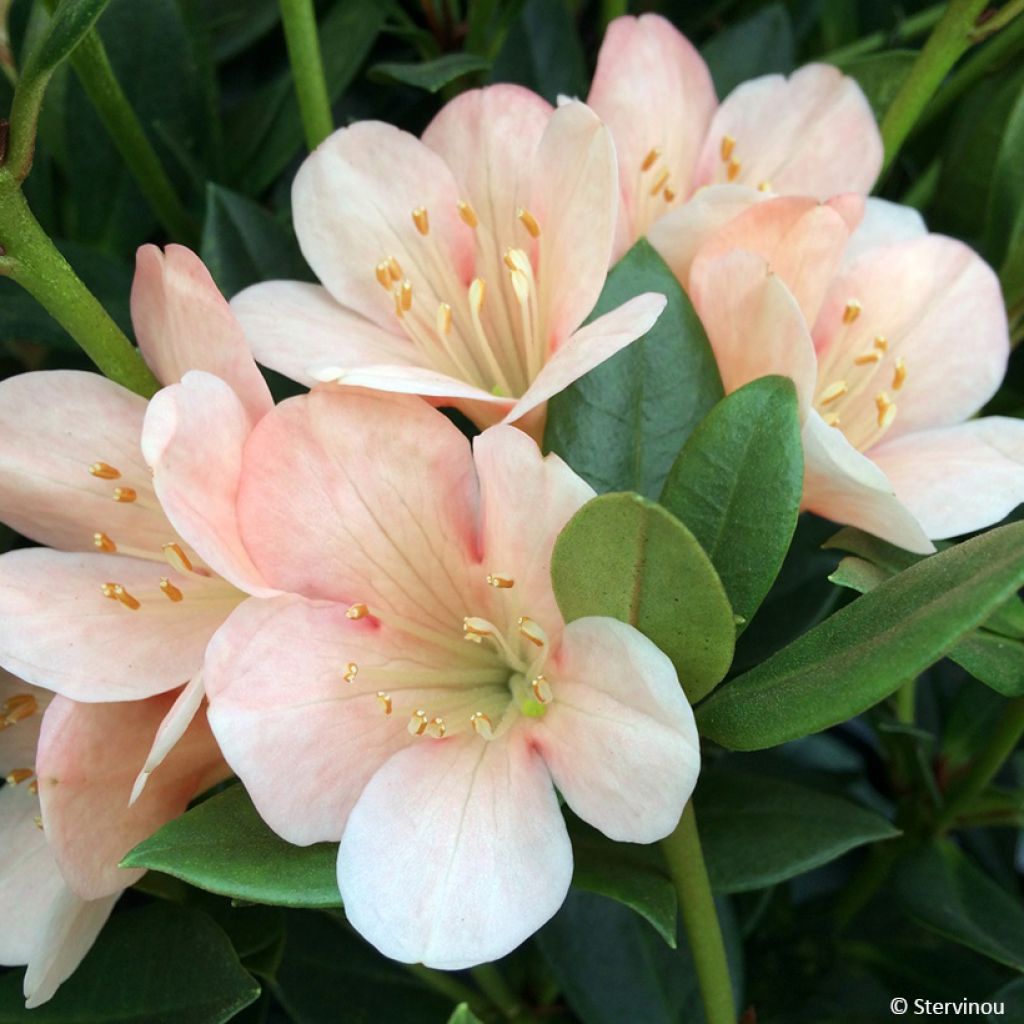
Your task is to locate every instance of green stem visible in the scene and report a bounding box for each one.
[936,695,1024,832]
[822,3,946,64]
[879,0,990,173]
[662,804,737,1024]
[0,169,158,397]
[469,963,531,1022]
[405,964,492,1018]
[600,0,628,29]
[895,678,916,724]
[278,0,334,150]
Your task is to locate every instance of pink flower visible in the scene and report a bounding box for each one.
[230,86,666,437]
[685,196,1020,552]
[587,14,883,257]
[143,383,699,967]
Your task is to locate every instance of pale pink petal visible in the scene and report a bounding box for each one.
[338,732,571,969]
[310,363,508,411]
[842,197,927,266]
[802,411,934,553]
[235,390,481,630]
[688,249,818,412]
[0,548,239,700]
[143,371,275,597]
[292,122,473,330]
[36,693,228,899]
[0,671,51,771]
[527,617,699,843]
[506,293,667,426]
[131,245,272,424]
[231,281,426,387]
[587,13,717,252]
[693,64,882,198]
[0,371,171,554]
[870,418,1024,540]
[812,235,1009,439]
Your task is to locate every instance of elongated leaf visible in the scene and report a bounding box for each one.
[700,4,794,96]
[695,770,898,893]
[660,376,802,630]
[30,0,111,74]
[552,492,735,703]
[544,239,723,498]
[448,1006,485,1024]
[0,905,259,1022]
[369,54,491,93]
[985,73,1024,267]
[697,521,1024,749]
[895,841,1024,971]
[839,50,916,119]
[122,784,341,908]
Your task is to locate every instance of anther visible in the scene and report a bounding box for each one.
[376,691,392,716]
[874,335,888,352]
[649,169,669,197]
[102,583,141,610]
[343,662,358,684]
[463,617,494,639]
[518,616,547,648]
[2,694,38,725]
[470,711,494,739]
[412,207,429,236]
[29,780,38,795]
[818,381,848,406]
[93,531,117,553]
[892,358,907,391]
[387,257,403,282]
[842,300,862,324]
[89,462,121,480]
[663,187,676,203]
[393,290,405,319]
[469,278,486,314]
[641,147,660,172]
[436,303,453,337]
[34,816,43,831]
[875,392,897,429]
[486,573,514,589]
[346,603,369,620]
[400,280,413,312]
[163,543,193,573]
[426,717,447,739]
[854,351,882,366]
[408,710,429,736]
[517,207,541,238]
[113,487,137,503]
[457,200,479,228]
[726,159,741,182]
[824,413,841,428]
[531,675,553,704]
[159,577,183,603]
[757,181,772,192]
[720,135,735,162]
[375,262,392,290]
[6,768,33,786]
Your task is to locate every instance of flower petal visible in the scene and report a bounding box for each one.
[527,617,699,843]
[842,197,927,266]
[870,418,1024,540]
[338,732,571,969]
[131,245,272,424]
[693,64,882,198]
[587,13,717,252]
[802,410,934,553]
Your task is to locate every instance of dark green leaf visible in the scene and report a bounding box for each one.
[448,1006,484,1024]
[27,0,109,72]
[660,376,802,630]
[991,977,1024,1021]
[201,0,280,62]
[838,50,917,120]
[895,841,1024,971]
[369,54,491,93]
[122,784,341,908]
[544,239,723,498]
[695,770,898,893]
[701,4,794,97]
[697,521,1024,749]
[0,905,259,1023]
[986,74,1024,269]
[552,492,735,703]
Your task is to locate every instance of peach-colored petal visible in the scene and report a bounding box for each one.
[0,371,171,555]
[689,249,818,412]
[842,197,926,266]
[802,411,934,553]
[231,281,428,387]
[527,617,699,843]
[587,13,717,253]
[131,245,272,424]
[693,64,882,198]
[235,390,481,629]
[0,548,238,700]
[143,372,275,597]
[36,693,227,900]
[870,418,1024,540]
[337,731,571,969]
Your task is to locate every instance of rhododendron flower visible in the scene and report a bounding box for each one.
[0,670,224,1006]
[587,14,883,257]
[230,86,666,436]
[686,196,1021,551]
[142,384,699,967]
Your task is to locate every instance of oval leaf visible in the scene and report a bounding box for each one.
[369,54,492,93]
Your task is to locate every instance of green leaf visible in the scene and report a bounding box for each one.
[986,73,1024,270]
[544,239,723,498]
[201,0,281,62]
[0,905,259,1022]
[895,841,1024,971]
[28,0,111,76]
[838,50,917,120]
[552,493,736,703]
[369,54,491,93]
[700,4,794,97]
[448,1006,484,1024]
[660,376,803,631]
[695,769,898,893]
[201,184,311,298]
[991,977,1024,1021]
[122,784,341,908]
[697,521,1024,749]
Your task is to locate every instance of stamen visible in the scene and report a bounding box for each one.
[426,717,446,739]
[457,200,479,228]
[531,675,553,704]
[346,603,369,620]
[518,616,548,648]
[720,135,735,162]
[649,169,669,197]
[34,816,43,831]
[376,691,392,716]
[2,694,38,725]
[757,181,772,192]
[93,531,116,553]
[875,392,897,429]
[819,381,848,405]
[470,711,494,739]
[641,147,660,172]
[102,582,141,610]
[463,617,494,639]
[375,262,392,290]
[412,207,429,236]
[469,277,486,315]
[663,187,676,202]
[726,159,741,182]
[874,335,888,352]
[387,257,403,282]
[159,577,183,602]
[824,413,841,428]
[392,290,405,319]
[408,710,429,736]
[29,780,38,795]
[6,768,33,786]
[854,351,882,366]
[892,358,907,390]
[163,543,193,573]
[89,462,121,480]
[516,207,541,239]
[842,300,862,324]
[400,280,413,312]
[113,487,137,503]
[486,573,514,589]
[436,302,453,337]
[343,662,359,684]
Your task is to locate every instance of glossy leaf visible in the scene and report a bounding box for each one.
[701,4,794,97]
[122,784,341,908]
[552,492,736,703]
[545,239,723,498]
[448,1007,484,1024]
[985,71,1024,268]
[697,521,1024,749]
[26,0,111,77]
[369,54,491,93]
[660,376,803,631]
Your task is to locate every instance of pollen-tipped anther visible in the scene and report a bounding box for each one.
[346,603,369,620]
[93,531,116,553]
[159,577,183,602]
[163,542,194,573]
[412,206,429,236]
[343,662,358,684]
[113,487,137,503]
[89,461,121,480]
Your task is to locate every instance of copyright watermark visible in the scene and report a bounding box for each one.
[890,997,1005,1016]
